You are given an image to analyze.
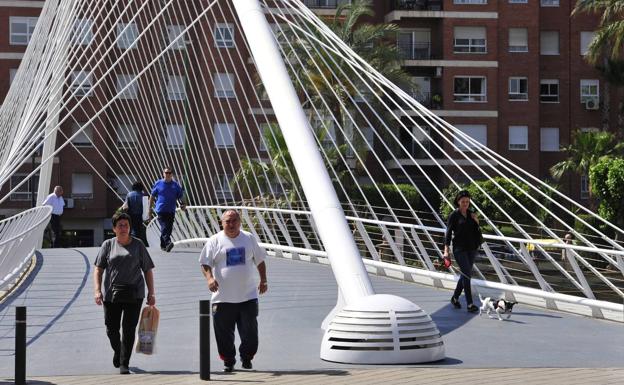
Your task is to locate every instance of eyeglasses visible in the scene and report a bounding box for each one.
[164,171,172,174]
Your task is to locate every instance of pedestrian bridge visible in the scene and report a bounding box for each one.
[0,247,623,379]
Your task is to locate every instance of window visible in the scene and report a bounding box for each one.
[214,123,235,148]
[10,69,18,85]
[454,26,486,53]
[73,18,93,46]
[580,79,599,103]
[397,29,431,60]
[509,77,528,100]
[509,28,528,52]
[541,0,559,6]
[580,175,589,199]
[454,125,487,151]
[580,31,595,56]
[116,23,138,49]
[540,31,559,55]
[70,71,93,97]
[214,174,233,199]
[116,124,138,149]
[166,75,186,100]
[454,0,487,3]
[215,23,234,48]
[540,79,559,102]
[115,175,135,195]
[71,173,93,199]
[167,25,187,50]
[214,73,235,98]
[166,124,185,149]
[540,127,559,151]
[10,17,38,45]
[259,123,271,152]
[116,74,138,99]
[509,0,528,3]
[363,126,375,149]
[71,123,93,147]
[454,76,486,102]
[509,126,528,150]
[10,174,38,201]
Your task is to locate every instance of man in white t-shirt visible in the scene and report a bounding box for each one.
[42,186,65,248]
[199,209,268,372]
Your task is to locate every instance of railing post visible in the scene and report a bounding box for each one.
[199,300,211,381]
[15,306,26,385]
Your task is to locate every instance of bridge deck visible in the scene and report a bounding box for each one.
[0,248,623,382]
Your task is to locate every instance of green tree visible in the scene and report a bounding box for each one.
[572,1,624,131]
[589,157,624,233]
[283,0,413,147]
[549,130,624,202]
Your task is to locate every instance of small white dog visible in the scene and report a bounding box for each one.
[478,294,517,321]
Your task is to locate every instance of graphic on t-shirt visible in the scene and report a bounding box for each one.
[226,247,246,266]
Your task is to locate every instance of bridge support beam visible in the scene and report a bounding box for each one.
[231,0,444,364]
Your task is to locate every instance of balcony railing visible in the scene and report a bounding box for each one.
[302,0,351,8]
[398,42,432,60]
[393,0,443,11]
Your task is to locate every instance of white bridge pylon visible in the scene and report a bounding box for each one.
[0,0,623,364]
[232,0,444,363]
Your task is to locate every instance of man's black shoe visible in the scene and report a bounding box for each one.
[223,363,234,373]
[119,365,130,374]
[450,297,461,309]
[242,359,252,369]
[113,352,120,368]
[467,304,478,313]
[165,242,174,252]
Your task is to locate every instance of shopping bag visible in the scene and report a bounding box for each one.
[136,305,160,354]
[141,196,150,222]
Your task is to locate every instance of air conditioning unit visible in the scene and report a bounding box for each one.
[585,98,599,110]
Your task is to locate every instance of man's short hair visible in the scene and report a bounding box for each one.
[221,209,240,221]
[112,212,131,227]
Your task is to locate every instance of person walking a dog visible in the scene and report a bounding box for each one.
[443,190,483,313]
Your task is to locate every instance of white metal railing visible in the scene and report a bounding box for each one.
[0,205,52,291]
[147,206,624,322]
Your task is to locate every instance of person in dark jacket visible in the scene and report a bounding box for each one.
[122,181,148,246]
[443,190,483,313]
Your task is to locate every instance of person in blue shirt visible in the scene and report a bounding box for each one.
[149,167,186,252]
[122,181,148,246]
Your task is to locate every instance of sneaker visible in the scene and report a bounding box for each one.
[450,297,461,309]
[242,359,252,370]
[119,365,130,374]
[165,242,174,252]
[113,352,120,368]
[223,363,234,373]
[467,304,478,313]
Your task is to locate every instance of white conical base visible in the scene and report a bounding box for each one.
[320,294,445,364]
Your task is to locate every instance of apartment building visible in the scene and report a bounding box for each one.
[0,0,617,246]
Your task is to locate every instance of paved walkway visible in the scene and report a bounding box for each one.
[0,247,623,384]
[5,368,624,385]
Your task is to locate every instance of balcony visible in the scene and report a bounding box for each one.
[398,42,433,60]
[392,0,443,11]
[302,0,351,8]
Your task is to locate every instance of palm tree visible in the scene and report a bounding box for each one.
[282,0,413,147]
[572,1,624,132]
[550,130,624,204]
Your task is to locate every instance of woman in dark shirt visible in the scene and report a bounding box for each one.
[93,212,156,374]
[443,190,482,313]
